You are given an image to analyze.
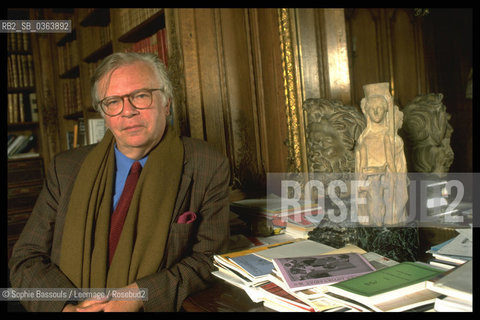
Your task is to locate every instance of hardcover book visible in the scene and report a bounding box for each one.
[272,252,375,291]
[327,262,445,304]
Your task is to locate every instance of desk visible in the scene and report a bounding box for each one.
[182,277,273,312]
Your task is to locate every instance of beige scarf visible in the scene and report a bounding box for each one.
[59,126,184,288]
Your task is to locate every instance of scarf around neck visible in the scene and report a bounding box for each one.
[59,125,184,288]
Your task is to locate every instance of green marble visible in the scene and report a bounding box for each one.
[308,218,419,262]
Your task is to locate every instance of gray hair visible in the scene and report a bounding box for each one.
[90,52,173,115]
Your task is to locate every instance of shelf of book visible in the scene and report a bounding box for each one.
[7,31,42,159]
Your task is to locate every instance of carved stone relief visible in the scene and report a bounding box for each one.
[399,93,454,177]
[303,98,365,175]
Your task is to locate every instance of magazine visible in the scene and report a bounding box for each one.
[272,253,375,291]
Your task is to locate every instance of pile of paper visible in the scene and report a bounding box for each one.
[213,237,447,312]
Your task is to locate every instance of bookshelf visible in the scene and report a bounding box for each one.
[6,10,46,259]
[40,8,168,152]
[7,32,41,158]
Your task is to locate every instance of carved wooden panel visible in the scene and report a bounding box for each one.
[169,8,288,194]
[30,33,61,170]
[387,9,427,106]
[345,8,428,107]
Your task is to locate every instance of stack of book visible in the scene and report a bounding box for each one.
[325,261,445,312]
[124,28,168,65]
[7,33,34,90]
[426,260,472,312]
[213,236,448,312]
[62,78,83,116]
[7,134,38,159]
[7,54,35,89]
[211,233,472,312]
[57,38,79,75]
[285,216,318,239]
[230,195,323,237]
[7,92,38,124]
[426,228,472,270]
[79,24,112,59]
[7,32,31,53]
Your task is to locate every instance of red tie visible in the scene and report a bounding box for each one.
[109,161,142,265]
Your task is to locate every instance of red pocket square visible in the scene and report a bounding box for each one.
[177,211,197,224]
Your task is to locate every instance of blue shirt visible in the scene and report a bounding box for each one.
[113,145,148,211]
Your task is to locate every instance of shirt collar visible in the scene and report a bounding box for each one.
[114,144,148,171]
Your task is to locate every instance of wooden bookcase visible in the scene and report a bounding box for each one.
[7,9,47,259]
[40,8,168,153]
[7,32,44,159]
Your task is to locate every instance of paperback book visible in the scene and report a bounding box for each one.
[272,252,375,291]
[327,262,445,305]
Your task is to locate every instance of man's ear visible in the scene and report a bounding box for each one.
[165,98,171,116]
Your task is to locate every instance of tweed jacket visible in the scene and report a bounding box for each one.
[8,136,231,312]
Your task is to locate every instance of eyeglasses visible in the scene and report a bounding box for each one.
[97,88,163,117]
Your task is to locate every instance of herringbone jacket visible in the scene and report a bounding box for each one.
[9,136,231,312]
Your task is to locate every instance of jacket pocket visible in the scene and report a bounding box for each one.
[165,222,196,266]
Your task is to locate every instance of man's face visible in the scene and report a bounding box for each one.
[309,119,345,160]
[99,61,170,158]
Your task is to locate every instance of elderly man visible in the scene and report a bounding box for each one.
[9,52,231,312]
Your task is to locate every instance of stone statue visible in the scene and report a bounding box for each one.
[399,93,454,177]
[355,82,408,226]
[304,92,417,261]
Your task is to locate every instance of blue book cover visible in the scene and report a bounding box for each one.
[230,254,275,277]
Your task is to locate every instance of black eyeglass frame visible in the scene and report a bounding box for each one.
[97,88,163,117]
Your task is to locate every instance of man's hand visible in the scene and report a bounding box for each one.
[62,283,144,312]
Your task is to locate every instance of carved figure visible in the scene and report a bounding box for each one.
[399,93,454,177]
[355,83,408,226]
[303,98,366,174]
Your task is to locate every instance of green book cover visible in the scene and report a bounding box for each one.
[330,262,444,297]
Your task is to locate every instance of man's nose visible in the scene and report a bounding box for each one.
[122,97,139,116]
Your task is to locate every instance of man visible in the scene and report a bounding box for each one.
[8,52,231,312]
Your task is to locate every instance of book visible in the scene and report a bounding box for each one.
[435,231,472,258]
[9,152,40,159]
[254,239,335,261]
[265,271,345,312]
[29,93,38,122]
[231,195,323,236]
[7,135,28,156]
[231,194,322,218]
[434,295,472,312]
[213,240,296,287]
[426,233,471,265]
[88,118,107,144]
[327,262,445,305]
[8,134,17,147]
[13,134,35,154]
[257,281,315,312]
[369,288,439,312]
[229,254,274,278]
[285,217,317,239]
[428,258,459,270]
[273,252,376,291]
[426,260,472,304]
[361,251,399,270]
